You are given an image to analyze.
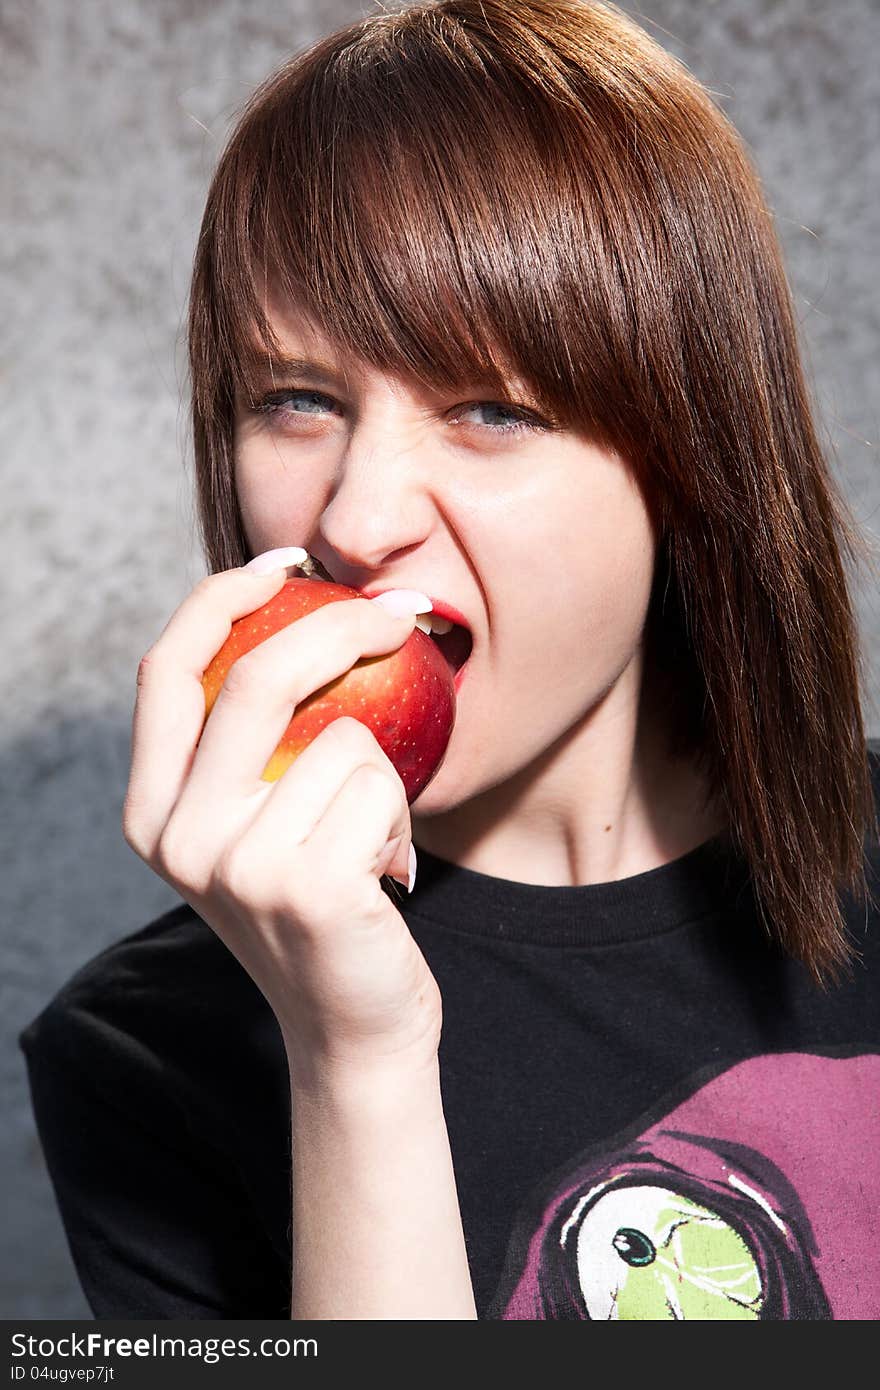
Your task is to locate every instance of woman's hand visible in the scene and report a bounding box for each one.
[122,563,443,1084]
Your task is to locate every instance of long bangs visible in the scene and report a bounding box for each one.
[200,9,637,440]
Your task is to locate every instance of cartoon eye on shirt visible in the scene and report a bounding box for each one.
[489,1052,879,1320]
[570,1184,762,1319]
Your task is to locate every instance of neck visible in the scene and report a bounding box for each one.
[411,654,726,888]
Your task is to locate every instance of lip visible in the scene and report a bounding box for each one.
[360,588,471,632]
[360,587,473,692]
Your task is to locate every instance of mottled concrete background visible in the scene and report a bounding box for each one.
[4,0,878,1318]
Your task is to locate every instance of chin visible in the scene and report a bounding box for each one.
[409,753,470,818]
[410,776,455,818]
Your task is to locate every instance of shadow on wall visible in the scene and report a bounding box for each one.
[5,714,180,1319]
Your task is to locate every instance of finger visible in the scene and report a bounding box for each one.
[231,715,407,850]
[180,596,419,810]
[124,567,290,857]
[300,759,412,903]
[214,729,411,920]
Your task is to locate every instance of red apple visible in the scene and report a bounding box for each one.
[201,577,456,801]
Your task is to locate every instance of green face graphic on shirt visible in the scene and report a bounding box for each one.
[571,1184,763,1319]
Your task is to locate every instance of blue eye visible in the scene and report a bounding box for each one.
[455,401,539,435]
[247,389,546,437]
[253,389,336,420]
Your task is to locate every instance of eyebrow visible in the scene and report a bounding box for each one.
[237,345,545,413]
[240,351,348,389]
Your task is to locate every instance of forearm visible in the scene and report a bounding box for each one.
[286,1052,477,1320]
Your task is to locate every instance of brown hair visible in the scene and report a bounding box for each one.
[187,0,878,986]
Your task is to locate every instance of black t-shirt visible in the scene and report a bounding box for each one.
[19,745,880,1320]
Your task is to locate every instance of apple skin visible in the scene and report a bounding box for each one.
[201,577,456,802]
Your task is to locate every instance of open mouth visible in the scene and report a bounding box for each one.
[416,616,473,675]
[299,560,475,680]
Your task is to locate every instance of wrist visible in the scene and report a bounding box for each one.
[282,1032,441,1105]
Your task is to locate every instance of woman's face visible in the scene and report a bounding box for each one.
[233,302,659,816]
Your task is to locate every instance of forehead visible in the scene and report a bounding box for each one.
[242,298,365,387]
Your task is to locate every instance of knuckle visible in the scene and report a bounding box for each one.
[354,759,392,793]
[377,743,407,793]
[352,759,406,815]
[218,651,269,702]
[194,571,224,595]
[135,646,160,690]
[154,817,201,889]
[189,571,229,609]
[356,733,407,796]
[222,624,300,695]
[212,841,276,913]
[121,817,135,853]
[121,804,147,859]
[212,841,252,899]
[322,720,407,801]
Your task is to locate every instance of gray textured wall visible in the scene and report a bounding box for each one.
[4,0,878,1318]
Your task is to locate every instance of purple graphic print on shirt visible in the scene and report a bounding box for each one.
[490,1052,879,1319]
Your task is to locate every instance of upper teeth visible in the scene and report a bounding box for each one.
[415,613,454,636]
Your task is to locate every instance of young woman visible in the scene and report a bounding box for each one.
[21,0,880,1320]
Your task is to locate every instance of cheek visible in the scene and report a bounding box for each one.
[234,445,327,552]
[573,496,656,651]
[581,492,656,633]
[510,467,657,684]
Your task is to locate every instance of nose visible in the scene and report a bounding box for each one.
[315,405,434,576]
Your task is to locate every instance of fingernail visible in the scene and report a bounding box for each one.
[243,546,309,575]
[407,842,418,893]
[370,589,433,617]
[389,842,418,893]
